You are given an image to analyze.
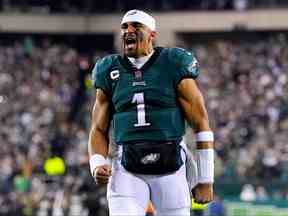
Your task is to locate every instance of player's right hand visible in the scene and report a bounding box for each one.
[93,164,112,185]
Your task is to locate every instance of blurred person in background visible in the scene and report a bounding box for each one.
[88,9,214,216]
[207,194,226,216]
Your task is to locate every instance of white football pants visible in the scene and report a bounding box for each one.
[107,141,191,216]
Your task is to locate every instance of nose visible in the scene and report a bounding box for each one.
[127,24,136,33]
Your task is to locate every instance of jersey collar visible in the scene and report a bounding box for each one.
[118,47,163,72]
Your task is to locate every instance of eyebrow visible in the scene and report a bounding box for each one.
[121,22,145,28]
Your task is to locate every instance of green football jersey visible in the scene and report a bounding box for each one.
[92,47,199,144]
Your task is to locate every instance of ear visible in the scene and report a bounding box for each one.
[150,31,157,40]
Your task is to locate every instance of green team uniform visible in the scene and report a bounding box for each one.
[92,47,199,144]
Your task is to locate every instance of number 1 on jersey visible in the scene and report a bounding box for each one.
[132,92,151,127]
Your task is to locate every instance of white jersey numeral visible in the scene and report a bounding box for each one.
[132,92,151,127]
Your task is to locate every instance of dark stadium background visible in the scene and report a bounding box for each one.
[0,1,288,216]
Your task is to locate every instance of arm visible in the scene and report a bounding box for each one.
[88,89,111,184]
[177,78,214,203]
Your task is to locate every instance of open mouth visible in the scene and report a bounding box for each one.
[125,38,137,49]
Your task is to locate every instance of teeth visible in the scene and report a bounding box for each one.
[126,38,136,44]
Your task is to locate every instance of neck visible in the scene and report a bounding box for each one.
[128,49,154,69]
[133,43,154,58]
[140,46,154,57]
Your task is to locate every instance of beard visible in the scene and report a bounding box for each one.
[124,41,138,57]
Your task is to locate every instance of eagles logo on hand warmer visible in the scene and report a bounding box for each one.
[141,153,160,164]
[120,140,183,175]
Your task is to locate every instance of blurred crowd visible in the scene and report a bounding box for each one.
[0,33,287,215]
[186,34,288,204]
[189,35,288,183]
[0,38,107,215]
[0,0,288,13]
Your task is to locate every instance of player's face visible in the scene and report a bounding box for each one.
[121,22,155,57]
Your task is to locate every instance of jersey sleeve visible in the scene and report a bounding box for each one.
[91,56,113,95]
[168,47,200,85]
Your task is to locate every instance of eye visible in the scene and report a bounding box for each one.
[121,23,128,30]
[132,22,143,29]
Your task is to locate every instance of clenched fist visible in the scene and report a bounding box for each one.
[93,164,112,185]
[193,183,213,204]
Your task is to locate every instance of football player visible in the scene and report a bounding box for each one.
[88,9,214,216]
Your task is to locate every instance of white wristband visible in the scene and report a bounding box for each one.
[195,131,214,142]
[196,149,214,183]
[89,154,109,176]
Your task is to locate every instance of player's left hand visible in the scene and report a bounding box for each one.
[192,183,213,204]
